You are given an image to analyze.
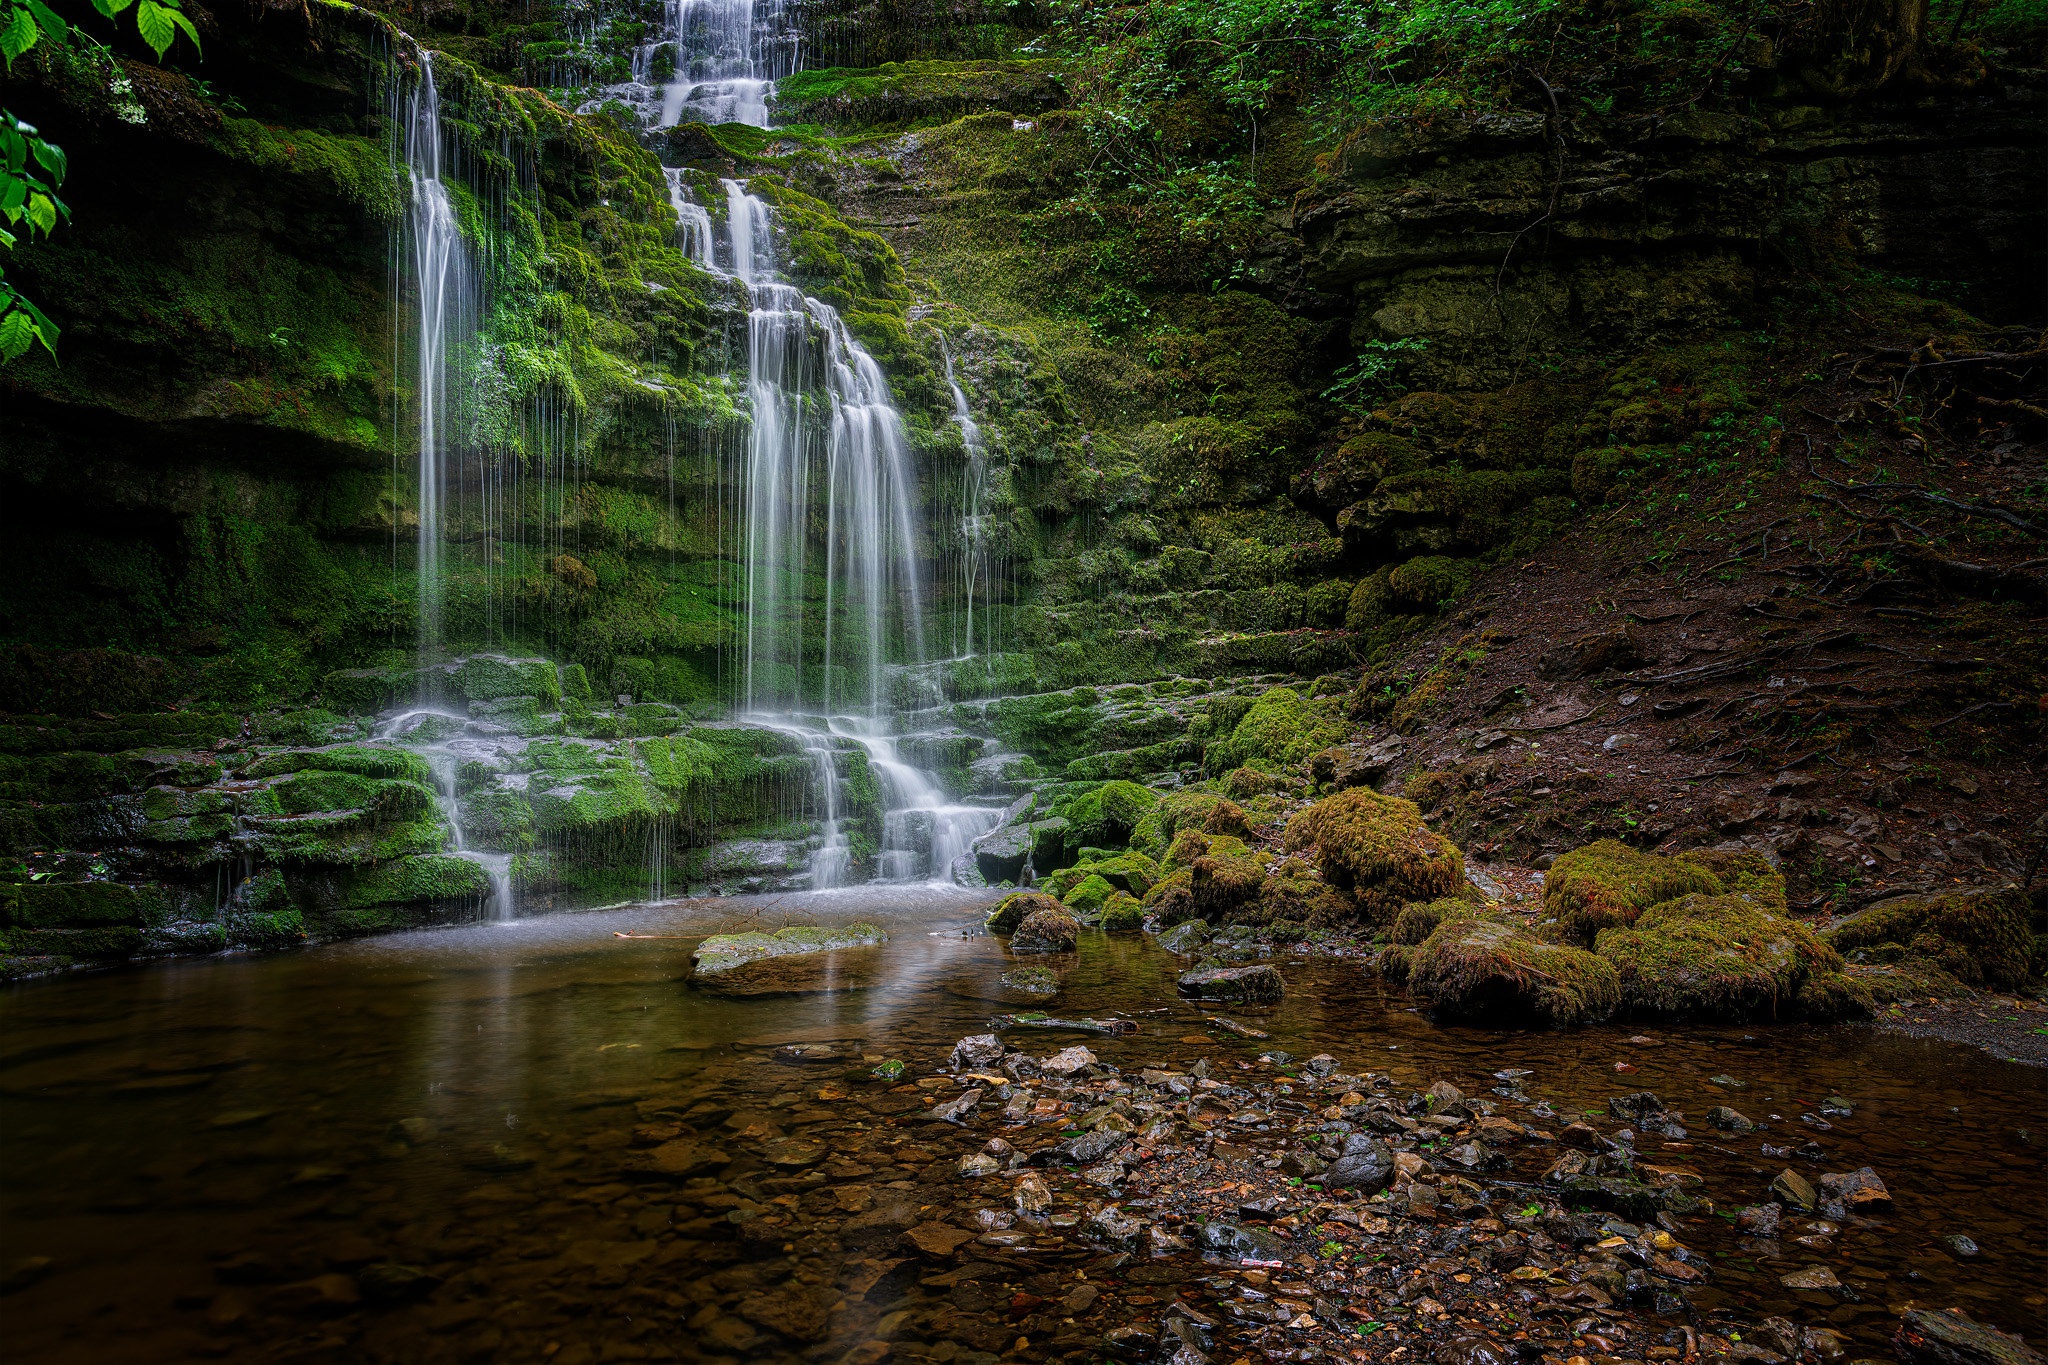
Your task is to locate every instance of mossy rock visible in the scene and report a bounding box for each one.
[1796,971,1876,1021]
[1823,887,2034,992]
[1059,780,1160,849]
[1046,850,1158,900]
[1142,868,1196,924]
[1223,766,1281,800]
[4,880,169,930]
[692,923,886,976]
[1392,898,1464,946]
[1282,788,1463,922]
[1013,906,1080,953]
[1542,839,1723,945]
[999,964,1062,999]
[1205,687,1347,775]
[1409,913,1620,1026]
[1191,837,1271,922]
[240,745,432,784]
[1177,963,1284,1004]
[1677,847,1788,914]
[1255,856,1352,928]
[1131,790,1249,859]
[1377,942,1416,982]
[1061,874,1118,918]
[1100,892,1144,933]
[1842,958,1972,1003]
[340,855,491,911]
[1595,893,1842,1019]
[987,890,1063,934]
[454,655,564,707]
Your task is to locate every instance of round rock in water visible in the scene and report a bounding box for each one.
[1176,964,1283,1004]
[1321,1134,1395,1193]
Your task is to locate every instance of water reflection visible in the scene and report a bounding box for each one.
[2,890,2042,1362]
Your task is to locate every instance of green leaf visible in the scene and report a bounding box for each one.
[165,4,199,51]
[0,301,38,360]
[134,0,174,57]
[91,0,135,16]
[24,0,65,44]
[28,135,63,183]
[25,189,55,234]
[1,7,43,65]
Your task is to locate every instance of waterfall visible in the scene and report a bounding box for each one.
[400,53,476,664]
[376,709,517,920]
[663,167,717,268]
[942,337,995,664]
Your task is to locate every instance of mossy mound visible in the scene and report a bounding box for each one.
[1677,847,1788,914]
[1594,894,1844,1019]
[1100,892,1144,933]
[1255,856,1353,928]
[1823,887,2034,992]
[1141,868,1196,923]
[1409,913,1620,1027]
[1060,780,1161,850]
[1282,788,1463,922]
[998,964,1062,999]
[987,891,1063,934]
[1046,850,1158,900]
[1061,874,1118,918]
[1843,959,1972,1003]
[1542,840,1723,945]
[1376,943,1416,982]
[1393,898,1465,945]
[1796,971,1877,1021]
[1223,766,1281,801]
[1013,906,1081,953]
[1190,835,1274,922]
[1130,789,1249,860]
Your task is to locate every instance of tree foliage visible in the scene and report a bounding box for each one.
[1,0,200,361]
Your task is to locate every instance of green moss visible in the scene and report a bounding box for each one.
[1595,893,1844,1020]
[1013,904,1080,952]
[987,890,1062,933]
[1796,971,1876,1021]
[1823,888,2034,992]
[1676,848,1788,914]
[1100,891,1144,932]
[1282,788,1464,922]
[3,881,168,930]
[693,922,887,974]
[1408,913,1620,1027]
[241,745,432,784]
[1058,779,1160,849]
[1189,834,1272,922]
[1046,850,1158,899]
[1254,856,1352,927]
[1541,839,1723,946]
[1061,873,1117,917]
[1392,898,1461,946]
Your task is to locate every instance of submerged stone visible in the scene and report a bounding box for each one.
[1176,964,1283,1003]
[691,923,886,976]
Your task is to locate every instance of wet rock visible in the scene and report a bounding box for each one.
[271,1273,362,1316]
[958,1153,1001,1179]
[1103,1324,1158,1358]
[1088,1204,1147,1247]
[1176,964,1284,1004]
[1560,1121,1603,1150]
[1013,1172,1053,1215]
[355,1262,440,1303]
[901,1223,977,1258]
[841,1191,927,1251]
[1771,1168,1819,1211]
[1940,1233,1980,1257]
[973,823,1035,885]
[1706,1105,1755,1133]
[998,965,1061,999]
[1780,1264,1842,1291]
[1438,1337,1516,1365]
[1817,1166,1891,1212]
[1156,920,1209,955]
[1608,1091,1665,1123]
[1304,1053,1339,1076]
[1196,1221,1288,1265]
[950,1033,1005,1071]
[0,1256,52,1294]
[692,924,886,976]
[1321,1134,1394,1192]
[760,1135,828,1166]
[1042,1129,1129,1166]
[1040,1045,1097,1077]
[1014,906,1080,953]
[641,1138,732,1179]
[931,1088,984,1125]
[1736,1203,1783,1237]
[1894,1308,2046,1365]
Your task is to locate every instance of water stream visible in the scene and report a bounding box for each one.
[2,901,2040,1364]
[375,708,517,919]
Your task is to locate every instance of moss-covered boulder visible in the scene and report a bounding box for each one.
[987,890,1062,934]
[1142,867,1196,923]
[1013,905,1080,953]
[1595,894,1848,1019]
[1796,970,1878,1021]
[1100,892,1144,933]
[1393,898,1462,945]
[1060,780,1160,849]
[1409,913,1621,1026]
[1061,874,1118,918]
[1046,850,1158,899]
[1177,963,1284,1004]
[1183,834,1273,922]
[1282,788,1463,923]
[1823,887,2034,993]
[1542,839,1723,945]
[1129,789,1248,859]
[1255,856,1352,928]
[1677,847,1788,913]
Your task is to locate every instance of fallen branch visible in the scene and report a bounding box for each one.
[1203,1015,1271,1040]
[1924,701,2015,732]
[1505,701,1610,733]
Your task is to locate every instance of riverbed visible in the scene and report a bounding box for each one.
[3,892,2043,1364]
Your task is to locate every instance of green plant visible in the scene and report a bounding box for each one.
[1322,338,1429,417]
[1,0,200,359]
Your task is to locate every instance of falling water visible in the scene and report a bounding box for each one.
[942,337,994,663]
[662,167,717,268]
[375,709,517,920]
[400,54,476,664]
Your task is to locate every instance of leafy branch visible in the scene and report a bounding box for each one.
[1,0,201,361]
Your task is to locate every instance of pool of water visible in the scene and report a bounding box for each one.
[3,891,2043,1363]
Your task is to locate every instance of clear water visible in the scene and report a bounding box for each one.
[3,899,2042,1364]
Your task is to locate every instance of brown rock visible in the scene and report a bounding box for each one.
[901,1223,978,1258]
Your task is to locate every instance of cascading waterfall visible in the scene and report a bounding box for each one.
[942,338,997,664]
[376,709,517,920]
[663,167,717,268]
[400,53,477,666]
